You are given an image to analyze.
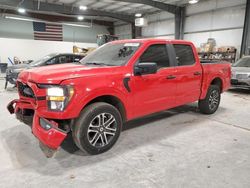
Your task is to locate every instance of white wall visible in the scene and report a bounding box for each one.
[0,16,109,63]
[114,0,246,53]
[0,16,109,43]
[114,23,132,39]
[184,0,246,54]
[0,37,97,63]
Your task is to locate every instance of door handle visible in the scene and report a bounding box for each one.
[166,75,176,79]
[194,72,201,76]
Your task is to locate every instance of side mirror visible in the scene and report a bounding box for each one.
[134,62,157,75]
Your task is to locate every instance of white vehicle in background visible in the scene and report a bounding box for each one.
[231,56,250,89]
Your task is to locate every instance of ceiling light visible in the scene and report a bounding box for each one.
[189,0,199,4]
[63,23,90,28]
[18,8,26,13]
[5,16,34,22]
[5,16,91,28]
[135,13,142,17]
[79,5,87,10]
[77,16,84,21]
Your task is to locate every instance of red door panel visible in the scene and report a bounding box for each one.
[130,67,177,118]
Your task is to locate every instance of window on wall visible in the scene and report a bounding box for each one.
[173,44,195,66]
[139,44,170,69]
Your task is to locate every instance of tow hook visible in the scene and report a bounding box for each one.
[39,142,58,158]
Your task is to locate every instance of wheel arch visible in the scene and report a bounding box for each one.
[200,76,223,100]
[82,95,127,122]
[210,77,223,92]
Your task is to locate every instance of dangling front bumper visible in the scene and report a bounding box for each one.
[7,99,67,157]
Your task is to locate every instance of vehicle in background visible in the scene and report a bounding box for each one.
[5,53,84,89]
[231,56,250,89]
[97,34,118,46]
[7,39,231,157]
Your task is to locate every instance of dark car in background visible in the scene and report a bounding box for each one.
[231,56,250,89]
[5,53,84,88]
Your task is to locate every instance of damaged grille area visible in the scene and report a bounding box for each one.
[17,81,35,98]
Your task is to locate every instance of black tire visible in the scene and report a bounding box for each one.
[198,85,221,114]
[72,102,122,155]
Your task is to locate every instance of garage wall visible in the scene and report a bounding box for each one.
[0,16,109,63]
[114,0,246,53]
[114,21,132,39]
[184,0,246,53]
[0,37,97,63]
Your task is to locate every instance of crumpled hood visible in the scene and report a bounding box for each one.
[18,63,117,84]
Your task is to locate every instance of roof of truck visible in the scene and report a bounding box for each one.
[110,38,193,45]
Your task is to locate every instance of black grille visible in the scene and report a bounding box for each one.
[17,81,35,98]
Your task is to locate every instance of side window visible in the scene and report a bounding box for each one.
[139,44,170,70]
[58,55,68,64]
[173,44,195,66]
[46,57,57,65]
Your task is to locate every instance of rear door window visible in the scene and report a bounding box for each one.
[173,44,195,66]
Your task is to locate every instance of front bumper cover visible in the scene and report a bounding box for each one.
[231,79,250,89]
[7,99,67,157]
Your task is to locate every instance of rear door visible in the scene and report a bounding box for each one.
[172,43,202,105]
[130,43,177,118]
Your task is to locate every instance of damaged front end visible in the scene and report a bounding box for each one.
[7,81,69,158]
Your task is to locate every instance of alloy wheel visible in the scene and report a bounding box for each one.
[87,113,117,148]
[208,90,219,111]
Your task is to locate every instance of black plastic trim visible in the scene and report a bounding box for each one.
[123,77,131,92]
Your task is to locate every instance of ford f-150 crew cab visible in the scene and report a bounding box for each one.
[7,39,231,157]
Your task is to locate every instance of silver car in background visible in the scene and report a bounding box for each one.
[231,56,250,89]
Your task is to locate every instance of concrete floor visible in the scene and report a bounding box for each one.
[0,78,250,188]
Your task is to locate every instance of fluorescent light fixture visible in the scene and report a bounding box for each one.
[5,16,91,28]
[77,16,84,21]
[135,13,142,17]
[189,0,199,4]
[18,8,26,13]
[63,23,90,28]
[5,16,33,22]
[79,5,87,10]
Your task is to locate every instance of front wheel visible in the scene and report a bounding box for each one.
[198,85,221,114]
[72,102,122,155]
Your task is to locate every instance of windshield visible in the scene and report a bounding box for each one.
[29,53,58,66]
[233,57,250,67]
[80,42,141,66]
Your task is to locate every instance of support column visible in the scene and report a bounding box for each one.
[240,0,250,57]
[175,7,185,39]
[131,23,142,39]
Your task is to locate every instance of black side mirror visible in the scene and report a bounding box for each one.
[134,62,157,75]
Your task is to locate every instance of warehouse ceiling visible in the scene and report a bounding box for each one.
[0,0,197,26]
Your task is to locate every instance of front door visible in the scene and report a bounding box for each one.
[130,43,177,118]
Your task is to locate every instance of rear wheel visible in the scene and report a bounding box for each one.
[199,85,221,114]
[72,102,122,155]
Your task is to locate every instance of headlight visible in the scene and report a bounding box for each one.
[46,86,74,111]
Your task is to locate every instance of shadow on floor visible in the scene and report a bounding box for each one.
[0,103,224,176]
[228,88,250,95]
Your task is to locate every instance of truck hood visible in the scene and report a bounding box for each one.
[8,64,30,71]
[18,63,117,84]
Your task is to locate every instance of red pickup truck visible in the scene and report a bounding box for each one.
[7,39,231,157]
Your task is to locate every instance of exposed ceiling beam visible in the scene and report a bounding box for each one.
[113,0,179,14]
[0,8,114,27]
[0,0,134,23]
